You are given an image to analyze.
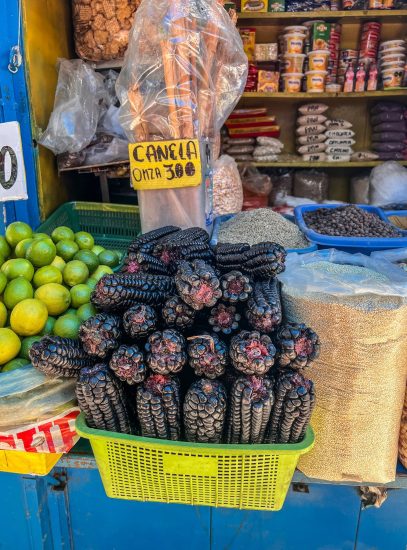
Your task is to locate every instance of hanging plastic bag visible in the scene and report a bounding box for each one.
[279,249,407,483]
[370,161,407,206]
[103,70,120,107]
[39,59,106,155]
[0,366,79,454]
[212,155,243,216]
[116,0,248,231]
[97,105,128,139]
[85,134,129,165]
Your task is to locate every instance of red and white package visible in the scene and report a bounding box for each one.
[0,408,80,454]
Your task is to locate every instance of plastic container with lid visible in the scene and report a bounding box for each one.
[283,53,305,72]
[282,72,303,92]
[326,83,341,92]
[305,70,327,93]
[380,40,406,52]
[382,67,405,88]
[284,25,307,34]
[381,60,405,70]
[284,33,306,54]
[308,50,330,71]
[380,53,406,65]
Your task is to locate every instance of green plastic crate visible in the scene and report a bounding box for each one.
[37,202,141,253]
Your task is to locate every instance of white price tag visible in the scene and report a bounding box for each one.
[0,121,27,202]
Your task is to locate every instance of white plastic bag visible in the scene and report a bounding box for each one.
[39,59,106,154]
[370,162,407,206]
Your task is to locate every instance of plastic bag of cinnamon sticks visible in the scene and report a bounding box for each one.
[116,0,248,232]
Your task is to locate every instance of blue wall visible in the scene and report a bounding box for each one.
[0,0,40,233]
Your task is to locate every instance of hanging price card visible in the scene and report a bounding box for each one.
[129,139,202,190]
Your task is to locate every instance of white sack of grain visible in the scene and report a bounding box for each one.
[279,249,407,483]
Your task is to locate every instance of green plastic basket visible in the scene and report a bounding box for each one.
[37,202,141,253]
[76,413,314,511]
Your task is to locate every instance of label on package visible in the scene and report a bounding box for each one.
[129,139,202,191]
[0,408,80,454]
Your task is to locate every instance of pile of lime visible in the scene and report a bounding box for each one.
[0,221,122,372]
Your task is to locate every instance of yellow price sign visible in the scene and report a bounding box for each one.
[129,139,202,191]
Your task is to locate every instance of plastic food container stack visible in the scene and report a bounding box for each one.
[379,40,406,89]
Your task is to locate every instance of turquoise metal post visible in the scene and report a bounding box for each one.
[0,0,40,233]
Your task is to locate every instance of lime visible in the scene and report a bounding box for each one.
[66,308,77,315]
[1,259,34,281]
[33,265,63,288]
[10,299,48,336]
[70,284,91,308]
[91,265,113,282]
[0,273,6,295]
[0,254,4,268]
[26,239,57,268]
[40,316,56,336]
[51,256,66,272]
[77,303,97,323]
[5,222,33,247]
[0,328,21,364]
[53,314,81,339]
[15,238,33,258]
[32,232,49,240]
[2,357,30,372]
[20,335,43,360]
[51,226,75,243]
[63,260,89,287]
[0,302,7,328]
[74,250,99,274]
[75,231,94,250]
[91,245,105,256]
[56,240,79,262]
[86,278,97,291]
[34,283,71,316]
[4,277,34,310]
[0,236,11,259]
[98,250,120,268]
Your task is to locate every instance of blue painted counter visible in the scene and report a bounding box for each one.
[1,444,407,550]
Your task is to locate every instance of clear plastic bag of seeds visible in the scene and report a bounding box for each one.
[213,155,243,216]
[39,59,106,155]
[279,248,407,297]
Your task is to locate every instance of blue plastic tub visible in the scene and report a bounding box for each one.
[295,204,407,254]
[210,213,318,254]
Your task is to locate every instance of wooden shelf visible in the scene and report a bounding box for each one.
[241,90,407,99]
[237,9,407,24]
[239,160,407,168]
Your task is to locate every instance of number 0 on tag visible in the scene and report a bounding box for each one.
[129,139,202,191]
